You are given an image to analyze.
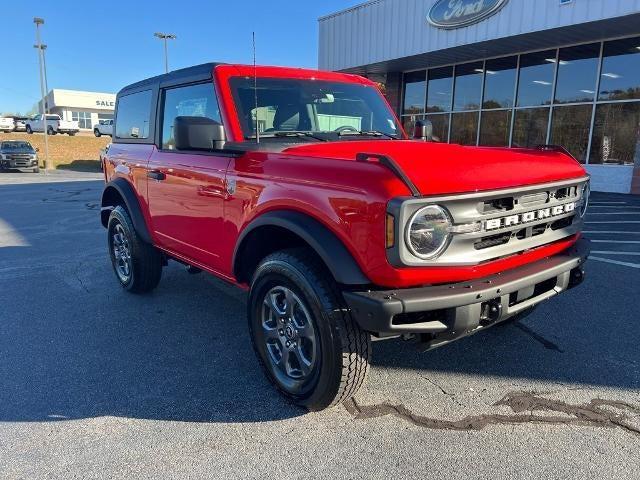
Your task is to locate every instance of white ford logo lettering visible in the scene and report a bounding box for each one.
[485,202,576,231]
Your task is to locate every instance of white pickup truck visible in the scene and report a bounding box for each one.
[25,114,79,136]
[0,117,15,133]
[94,119,113,137]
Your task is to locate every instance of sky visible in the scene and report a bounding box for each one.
[1,0,361,115]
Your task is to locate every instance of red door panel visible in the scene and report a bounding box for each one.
[146,150,232,272]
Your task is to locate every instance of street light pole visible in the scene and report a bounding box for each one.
[34,17,51,173]
[154,32,176,73]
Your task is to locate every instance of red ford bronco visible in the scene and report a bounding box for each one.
[101,63,590,410]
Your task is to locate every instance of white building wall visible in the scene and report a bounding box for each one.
[319,0,640,71]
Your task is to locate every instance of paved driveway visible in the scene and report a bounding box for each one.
[0,172,638,479]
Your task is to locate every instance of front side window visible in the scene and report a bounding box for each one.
[161,83,221,149]
[115,90,152,139]
[230,78,399,138]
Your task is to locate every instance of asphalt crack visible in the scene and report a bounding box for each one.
[344,392,640,436]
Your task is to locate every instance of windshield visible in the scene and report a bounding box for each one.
[230,77,401,139]
[1,142,34,151]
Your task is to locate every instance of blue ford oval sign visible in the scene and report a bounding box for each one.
[428,0,509,29]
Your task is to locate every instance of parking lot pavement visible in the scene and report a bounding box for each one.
[0,178,638,480]
[583,193,640,270]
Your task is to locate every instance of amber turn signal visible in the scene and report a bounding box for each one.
[386,213,395,248]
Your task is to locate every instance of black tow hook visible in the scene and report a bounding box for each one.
[569,267,585,289]
[480,299,503,325]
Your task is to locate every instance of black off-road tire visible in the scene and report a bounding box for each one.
[107,205,162,294]
[248,248,370,411]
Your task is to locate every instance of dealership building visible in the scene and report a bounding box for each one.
[319,0,640,193]
[40,89,115,131]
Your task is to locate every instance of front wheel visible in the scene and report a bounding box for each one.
[107,206,162,293]
[26,126,33,134]
[248,249,370,410]
[94,129,101,137]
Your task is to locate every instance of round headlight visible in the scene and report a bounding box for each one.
[405,205,451,260]
[580,182,590,218]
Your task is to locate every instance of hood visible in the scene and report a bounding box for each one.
[282,141,587,196]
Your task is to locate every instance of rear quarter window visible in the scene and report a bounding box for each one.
[115,90,152,140]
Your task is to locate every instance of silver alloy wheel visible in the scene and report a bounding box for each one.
[112,223,132,283]
[261,286,317,383]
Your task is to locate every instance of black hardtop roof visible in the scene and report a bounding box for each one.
[118,62,223,96]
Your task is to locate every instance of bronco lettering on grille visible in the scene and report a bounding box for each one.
[484,202,576,231]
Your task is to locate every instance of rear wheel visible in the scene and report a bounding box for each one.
[107,206,162,293]
[26,126,32,134]
[68,132,76,136]
[248,248,370,410]
[47,126,54,135]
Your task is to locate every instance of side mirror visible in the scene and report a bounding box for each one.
[174,116,226,151]
[413,120,433,142]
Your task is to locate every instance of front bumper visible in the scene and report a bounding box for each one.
[1,159,38,170]
[343,239,589,344]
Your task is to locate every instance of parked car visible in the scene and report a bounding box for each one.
[25,114,79,136]
[94,119,113,137]
[101,63,590,410]
[12,116,29,132]
[0,117,15,133]
[0,140,39,173]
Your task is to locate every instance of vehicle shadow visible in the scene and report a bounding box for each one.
[55,159,101,172]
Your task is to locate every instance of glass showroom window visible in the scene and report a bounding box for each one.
[550,105,593,163]
[512,108,549,148]
[590,102,640,165]
[453,62,483,111]
[72,111,92,129]
[483,56,517,109]
[554,43,600,104]
[401,115,421,136]
[516,50,556,107]
[479,110,512,146]
[427,66,453,113]
[450,111,478,145]
[425,114,449,143]
[599,36,640,101]
[402,71,426,115]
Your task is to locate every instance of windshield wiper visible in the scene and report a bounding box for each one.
[245,131,328,142]
[338,130,398,140]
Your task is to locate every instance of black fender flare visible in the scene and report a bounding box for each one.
[233,210,370,286]
[101,177,153,244]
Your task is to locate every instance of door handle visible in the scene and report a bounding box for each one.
[147,170,166,181]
